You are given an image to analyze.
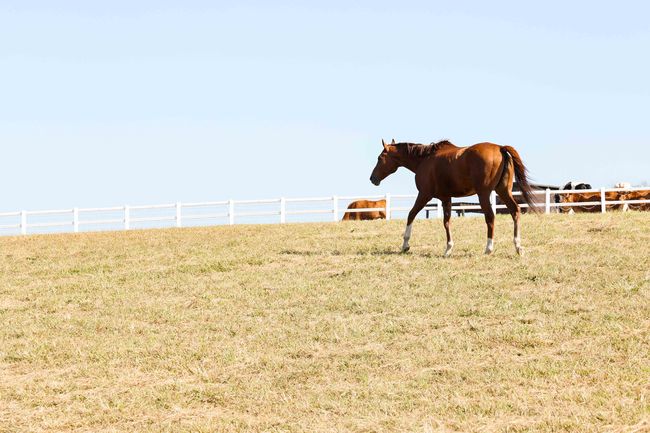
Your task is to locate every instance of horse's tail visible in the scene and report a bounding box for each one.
[501,146,539,213]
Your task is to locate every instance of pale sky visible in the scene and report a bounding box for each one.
[1,1,649,212]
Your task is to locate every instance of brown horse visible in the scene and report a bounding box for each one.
[342,199,386,221]
[557,191,624,213]
[623,190,650,211]
[370,139,537,256]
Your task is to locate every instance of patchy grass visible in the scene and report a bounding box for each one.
[1,212,649,432]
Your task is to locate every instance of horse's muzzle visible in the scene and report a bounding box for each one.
[370,176,380,186]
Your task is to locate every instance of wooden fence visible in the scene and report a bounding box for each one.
[1,187,649,236]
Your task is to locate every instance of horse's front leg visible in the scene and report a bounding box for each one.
[441,199,454,257]
[402,193,431,253]
[401,224,412,252]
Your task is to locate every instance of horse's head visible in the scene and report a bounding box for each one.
[370,139,400,186]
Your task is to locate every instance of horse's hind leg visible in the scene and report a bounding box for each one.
[478,192,495,254]
[496,186,523,255]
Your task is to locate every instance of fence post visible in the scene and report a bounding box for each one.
[73,208,79,232]
[124,206,130,230]
[600,187,606,213]
[280,197,286,223]
[228,200,235,225]
[332,196,339,222]
[437,199,443,218]
[176,202,182,228]
[545,188,551,214]
[20,211,27,235]
[490,191,497,215]
[385,193,391,221]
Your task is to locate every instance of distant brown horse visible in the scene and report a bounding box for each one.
[557,191,624,213]
[370,139,537,256]
[623,190,650,211]
[342,199,386,221]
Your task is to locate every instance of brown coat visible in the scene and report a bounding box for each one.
[342,200,386,221]
[369,139,536,256]
[557,191,624,212]
[621,190,650,211]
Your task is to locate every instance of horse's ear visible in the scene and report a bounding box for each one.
[382,139,388,151]
[391,138,396,144]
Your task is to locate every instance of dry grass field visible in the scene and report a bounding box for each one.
[1,212,649,432]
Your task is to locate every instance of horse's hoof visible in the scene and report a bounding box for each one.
[516,247,524,256]
[484,239,494,255]
[401,246,410,253]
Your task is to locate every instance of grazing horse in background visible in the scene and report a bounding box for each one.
[555,181,593,207]
[369,139,537,256]
[562,181,592,190]
[342,199,387,221]
[622,190,650,211]
[557,190,624,213]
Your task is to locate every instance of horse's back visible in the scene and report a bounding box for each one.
[419,142,508,197]
[435,142,502,163]
[465,142,503,156]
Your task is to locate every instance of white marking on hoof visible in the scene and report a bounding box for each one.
[402,224,412,253]
[485,238,494,255]
[514,236,522,255]
[443,241,454,258]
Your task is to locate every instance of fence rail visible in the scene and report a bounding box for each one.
[1,187,649,237]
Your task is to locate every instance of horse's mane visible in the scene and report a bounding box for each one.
[397,139,454,158]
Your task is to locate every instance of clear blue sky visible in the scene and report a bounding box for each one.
[2,1,649,211]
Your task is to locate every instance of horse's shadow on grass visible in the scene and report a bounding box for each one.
[280,247,475,258]
[366,248,402,256]
[280,249,325,256]
[281,247,404,257]
[365,248,477,258]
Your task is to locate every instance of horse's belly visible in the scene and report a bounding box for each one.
[432,177,475,198]
[450,188,477,198]
[418,159,478,198]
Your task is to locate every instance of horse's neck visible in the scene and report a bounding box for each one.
[401,155,426,173]
[400,144,438,172]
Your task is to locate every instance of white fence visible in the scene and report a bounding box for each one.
[1,187,649,236]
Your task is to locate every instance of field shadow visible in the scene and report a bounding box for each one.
[280,247,478,259]
[361,248,479,258]
[280,247,405,257]
[280,249,328,256]
[366,248,403,256]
